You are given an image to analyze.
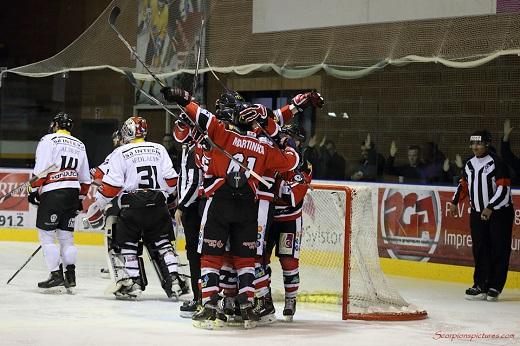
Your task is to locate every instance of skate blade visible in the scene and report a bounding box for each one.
[283,315,294,322]
[243,320,257,329]
[465,294,487,301]
[486,296,498,302]
[39,286,67,294]
[66,287,76,295]
[258,313,277,325]
[192,319,222,330]
[115,293,140,301]
[180,311,197,319]
[105,282,123,295]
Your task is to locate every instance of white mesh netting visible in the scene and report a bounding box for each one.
[3,0,520,81]
[268,184,426,320]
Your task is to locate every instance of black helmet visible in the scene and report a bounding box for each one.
[215,91,248,122]
[281,123,306,144]
[470,130,491,145]
[49,112,73,133]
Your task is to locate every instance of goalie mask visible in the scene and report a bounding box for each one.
[121,116,148,144]
[48,112,73,133]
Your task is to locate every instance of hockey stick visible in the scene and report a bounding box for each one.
[191,18,205,94]
[6,245,42,284]
[109,6,166,88]
[122,70,272,189]
[0,164,58,203]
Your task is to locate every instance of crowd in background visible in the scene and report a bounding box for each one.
[298,119,520,187]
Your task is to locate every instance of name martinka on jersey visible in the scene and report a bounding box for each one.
[232,137,265,155]
[122,146,162,163]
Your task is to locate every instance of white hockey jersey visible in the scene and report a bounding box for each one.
[32,130,91,196]
[95,140,178,205]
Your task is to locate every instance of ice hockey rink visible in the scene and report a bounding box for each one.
[1,241,519,346]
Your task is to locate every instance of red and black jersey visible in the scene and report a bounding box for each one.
[183,102,300,197]
[273,167,312,221]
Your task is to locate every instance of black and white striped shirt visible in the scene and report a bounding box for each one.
[177,144,202,210]
[452,153,512,212]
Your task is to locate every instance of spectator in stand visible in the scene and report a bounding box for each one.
[322,139,346,180]
[422,141,447,183]
[162,133,180,171]
[350,133,385,182]
[442,153,465,185]
[302,134,346,180]
[501,119,520,186]
[302,134,326,179]
[385,141,425,183]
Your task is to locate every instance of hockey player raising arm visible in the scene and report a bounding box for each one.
[161,87,300,329]
[29,112,91,291]
[86,116,182,300]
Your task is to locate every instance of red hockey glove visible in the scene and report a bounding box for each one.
[291,92,324,113]
[239,104,268,125]
[85,201,105,229]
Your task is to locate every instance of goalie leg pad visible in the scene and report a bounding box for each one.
[146,239,181,299]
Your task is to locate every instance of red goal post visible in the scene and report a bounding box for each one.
[298,183,427,321]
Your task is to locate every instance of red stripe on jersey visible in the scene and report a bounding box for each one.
[31,177,46,188]
[496,178,511,186]
[91,167,104,181]
[165,177,178,187]
[459,178,469,201]
[99,182,122,198]
[79,183,91,196]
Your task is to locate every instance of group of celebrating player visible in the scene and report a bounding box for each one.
[28,86,324,330]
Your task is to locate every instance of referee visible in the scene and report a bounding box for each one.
[449,130,514,301]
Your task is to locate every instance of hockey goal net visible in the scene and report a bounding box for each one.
[270,183,427,321]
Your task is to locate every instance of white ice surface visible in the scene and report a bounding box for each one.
[1,241,519,346]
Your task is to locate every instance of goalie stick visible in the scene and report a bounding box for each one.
[0,164,58,203]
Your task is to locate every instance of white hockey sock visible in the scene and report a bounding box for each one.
[38,229,60,272]
[57,230,77,266]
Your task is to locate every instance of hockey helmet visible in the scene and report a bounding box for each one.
[281,123,306,145]
[121,116,148,144]
[215,91,248,122]
[111,129,122,148]
[48,112,73,133]
[469,130,491,146]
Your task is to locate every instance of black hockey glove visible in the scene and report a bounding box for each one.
[28,191,40,206]
[160,87,191,107]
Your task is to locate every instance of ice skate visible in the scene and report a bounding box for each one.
[38,270,66,293]
[465,285,487,300]
[254,295,277,325]
[283,297,297,322]
[486,288,500,302]
[114,278,143,300]
[236,293,259,329]
[192,296,227,330]
[180,299,200,318]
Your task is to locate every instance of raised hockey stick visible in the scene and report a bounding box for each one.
[0,164,58,203]
[191,18,205,94]
[6,245,42,284]
[122,69,272,189]
[109,6,166,88]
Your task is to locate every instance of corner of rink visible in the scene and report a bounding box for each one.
[1,241,519,346]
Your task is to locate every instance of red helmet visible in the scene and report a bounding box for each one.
[121,116,148,143]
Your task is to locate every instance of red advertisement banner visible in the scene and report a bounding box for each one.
[0,171,30,212]
[378,187,520,271]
